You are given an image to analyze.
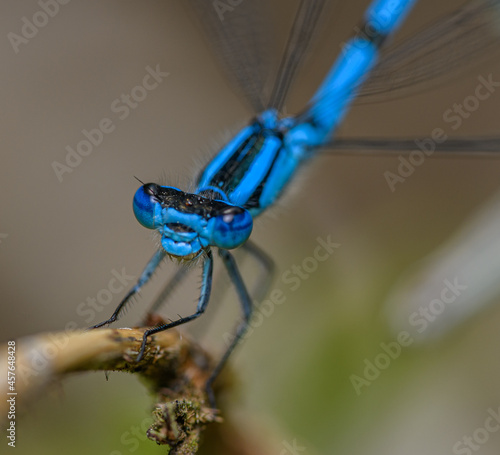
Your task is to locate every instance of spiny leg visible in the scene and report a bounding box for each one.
[135,249,214,361]
[243,240,275,303]
[198,240,275,340]
[143,265,189,324]
[205,248,253,408]
[89,249,167,329]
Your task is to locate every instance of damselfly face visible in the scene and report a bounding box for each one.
[133,183,253,258]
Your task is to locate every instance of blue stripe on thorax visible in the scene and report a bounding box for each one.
[228,134,282,207]
[196,124,258,193]
[196,111,290,213]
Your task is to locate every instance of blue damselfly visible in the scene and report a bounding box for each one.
[86,0,500,407]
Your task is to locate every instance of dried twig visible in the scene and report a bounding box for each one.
[1,327,221,454]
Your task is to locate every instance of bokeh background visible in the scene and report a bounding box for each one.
[2,0,500,454]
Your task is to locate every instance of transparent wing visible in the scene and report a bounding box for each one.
[187,0,338,113]
[354,0,500,103]
[186,0,272,112]
[323,137,500,156]
[268,0,333,112]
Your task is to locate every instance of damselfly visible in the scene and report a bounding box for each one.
[91,0,500,406]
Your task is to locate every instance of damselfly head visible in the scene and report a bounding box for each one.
[133,183,253,258]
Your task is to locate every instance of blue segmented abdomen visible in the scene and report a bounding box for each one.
[196,0,418,217]
[290,0,418,148]
[366,0,417,34]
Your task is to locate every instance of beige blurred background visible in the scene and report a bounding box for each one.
[2,0,500,454]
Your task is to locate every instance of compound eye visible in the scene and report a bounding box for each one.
[212,206,253,249]
[221,207,239,224]
[143,183,159,199]
[133,183,161,229]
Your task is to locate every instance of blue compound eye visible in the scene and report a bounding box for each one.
[133,183,161,229]
[211,206,253,249]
